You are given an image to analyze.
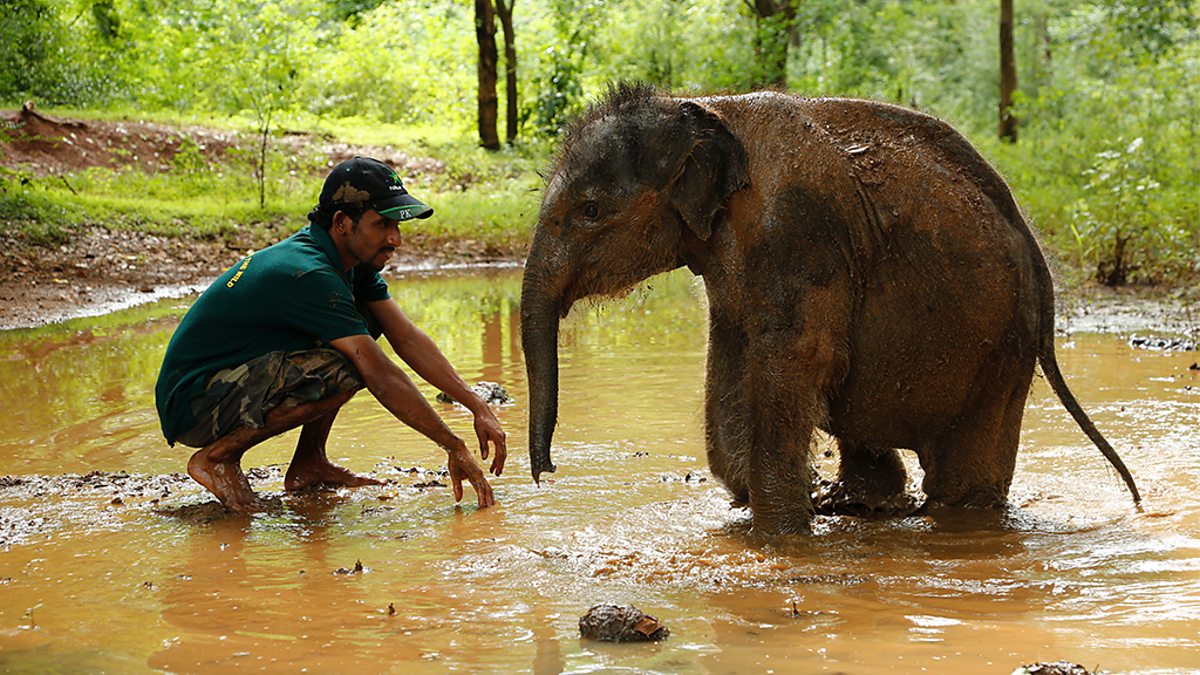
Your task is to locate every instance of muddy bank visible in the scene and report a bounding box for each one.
[1057,287,1199,340]
[0,224,524,330]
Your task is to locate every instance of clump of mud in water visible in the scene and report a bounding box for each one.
[0,470,199,546]
[1128,335,1198,351]
[579,604,669,642]
[436,381,514,405]
[1012,662,1095,675]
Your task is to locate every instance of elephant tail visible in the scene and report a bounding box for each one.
[1035,261,1142,507]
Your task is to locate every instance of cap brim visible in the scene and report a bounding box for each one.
[376,194,433,221]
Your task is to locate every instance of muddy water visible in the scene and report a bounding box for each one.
[0,267,1197,673]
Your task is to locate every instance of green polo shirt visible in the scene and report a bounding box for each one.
[155,224,390,445]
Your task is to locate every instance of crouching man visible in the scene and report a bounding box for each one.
[154,157,506,511]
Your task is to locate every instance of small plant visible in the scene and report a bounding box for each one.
[1072,137,1161,286]
[171,136,207,175]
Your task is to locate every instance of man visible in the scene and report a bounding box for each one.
[155,156,506,512]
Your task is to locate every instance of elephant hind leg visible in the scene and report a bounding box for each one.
[918,372,1032,509]
[814,441,916,516]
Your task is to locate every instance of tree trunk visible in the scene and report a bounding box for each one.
[999,0,1018,143]
[495,0,518,144]
[258,126,268,208]
[257,108,272,209]
[747,0,796,89]
[475,0,500,150]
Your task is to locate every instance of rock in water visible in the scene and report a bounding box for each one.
[578,604,669,642]
[1012,662,1094,675]
[436,381,514,405]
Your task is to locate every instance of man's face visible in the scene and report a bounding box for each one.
[341,209,401,271]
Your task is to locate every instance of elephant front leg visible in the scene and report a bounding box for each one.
[744,342,828,535]
[704,314,752,506]
[704,322,814,531]
[748,431,815,535]
[707,281,852,535]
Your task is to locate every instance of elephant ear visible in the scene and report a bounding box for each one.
[669,101,749,241]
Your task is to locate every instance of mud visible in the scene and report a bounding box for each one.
[0,463,460,548]
[1,104,445,180]
[1056,287,1199,340]
[435,380,515,405]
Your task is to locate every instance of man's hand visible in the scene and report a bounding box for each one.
[447,443,496,508]
[473,406,507,476]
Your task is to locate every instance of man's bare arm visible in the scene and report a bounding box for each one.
[329,333,495,506]
[367,299,507,475]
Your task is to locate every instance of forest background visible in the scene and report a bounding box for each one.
[1,0,1197,289]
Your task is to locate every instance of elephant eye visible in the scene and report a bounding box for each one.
[581,201,600,220]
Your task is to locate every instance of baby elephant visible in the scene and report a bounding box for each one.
[520,83,1140,535]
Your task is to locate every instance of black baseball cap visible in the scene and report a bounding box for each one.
[318,156,433,221]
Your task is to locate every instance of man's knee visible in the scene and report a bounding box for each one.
[181,349,363,448]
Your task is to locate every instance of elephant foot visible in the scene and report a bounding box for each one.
[750,512,813,536]
[812,478,921,518]
[748,499,814,535]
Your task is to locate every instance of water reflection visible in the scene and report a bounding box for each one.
[0,267,1198,672]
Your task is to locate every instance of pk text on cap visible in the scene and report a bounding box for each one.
[319,156,434,221]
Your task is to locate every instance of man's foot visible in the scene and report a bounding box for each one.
[284,460,384,492]
[188,448,257,512]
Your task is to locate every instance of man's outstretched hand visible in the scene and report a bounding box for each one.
[447,444,496,508]
[473,407,507,477]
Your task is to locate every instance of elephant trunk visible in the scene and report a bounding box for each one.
[520,233,569,483]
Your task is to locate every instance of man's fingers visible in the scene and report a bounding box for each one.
[480,437,490,461]
[493,435,507,475]
[471,472,494,508]
[453,474,464,502]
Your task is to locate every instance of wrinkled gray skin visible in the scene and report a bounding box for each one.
[520,84,1140,535]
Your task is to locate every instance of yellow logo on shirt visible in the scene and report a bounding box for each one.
[226,251,255,288]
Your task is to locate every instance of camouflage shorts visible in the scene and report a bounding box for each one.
[175,348,364,448]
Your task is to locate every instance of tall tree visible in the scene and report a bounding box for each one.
[495,0,518,144]
[744,0,796,88]
[475,0,501,150]
[999,0,1018,142]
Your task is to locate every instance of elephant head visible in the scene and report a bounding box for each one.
[521,84,749,483]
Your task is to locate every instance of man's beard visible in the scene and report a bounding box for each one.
[369,246,396,271]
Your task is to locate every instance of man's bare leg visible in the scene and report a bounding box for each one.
[187,391,357,512]
[284,405,385,491]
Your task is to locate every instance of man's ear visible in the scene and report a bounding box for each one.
[331,210,351,233]
[669,101,750,241]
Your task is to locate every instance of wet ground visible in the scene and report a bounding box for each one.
[1,268,1197,672]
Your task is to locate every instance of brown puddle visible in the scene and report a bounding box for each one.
[1,268,1198,672]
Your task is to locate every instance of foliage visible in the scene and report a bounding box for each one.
[521,0,607,136]
[2,0,1198,285]
[0,0,126,105]
[982,0,1200,286]
[300,2,477,129]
